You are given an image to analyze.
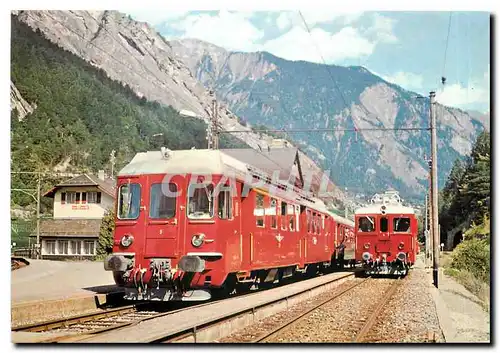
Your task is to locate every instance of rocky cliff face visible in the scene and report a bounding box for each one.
[12,10,345,201]
[10,81,36,120]
[170,39,488,198]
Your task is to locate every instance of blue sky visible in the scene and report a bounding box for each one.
[127,10,490,113]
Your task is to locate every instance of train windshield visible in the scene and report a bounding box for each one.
[393,217,411,232]
[118,183,141,220]
[358,216,375,232]
[149,183,176,219]
[188,183,214,219]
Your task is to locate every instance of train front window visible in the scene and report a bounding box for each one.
[394,217,411,232]
[380,217,388,232]
[149,183,176,219]
[358,216,375,232]
[118,183,141,220]
[188,184,214,219]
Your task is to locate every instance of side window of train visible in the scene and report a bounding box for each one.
[380,217,388,232]
[281,201,287,230]
[254,192,265,227]
[312,212,317,234]
[306,210,312,233]
[187,183,214,219]
[358,216,375,232]
[393,217,411,232]
[295,205,300,232]
[118,183,141,220]
[217,188,232,220]
[288,204,295,231]
[149,183,176,219]
[270,198,278,229]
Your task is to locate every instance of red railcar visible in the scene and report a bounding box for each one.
[354,191,418,276]
[104,149,354,301]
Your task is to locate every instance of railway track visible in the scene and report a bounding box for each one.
[12,301,216,343]
[224,275,414,343]
[13,270,361,343]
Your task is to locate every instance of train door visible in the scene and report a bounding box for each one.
[240,188,254,270]
[375,215,391,254]
[144,174,185,259]
[115,176,146,256]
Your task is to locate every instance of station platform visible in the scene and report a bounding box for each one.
[11,259,121,326]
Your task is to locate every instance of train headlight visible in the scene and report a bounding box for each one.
[398,242,404,250]
[397,252,406,261]
[120,234,134,248]
[191,234,205,248]
[362,252,371,261]
[363,243,370,249]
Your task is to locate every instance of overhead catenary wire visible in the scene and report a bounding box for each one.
[441,12,453,85]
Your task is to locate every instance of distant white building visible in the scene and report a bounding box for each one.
[33,172,116,259]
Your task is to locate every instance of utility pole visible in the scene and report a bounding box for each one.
[109,150,116,179]
[424,193,429,267]
[430,91,439,288]
[36,172,41,259]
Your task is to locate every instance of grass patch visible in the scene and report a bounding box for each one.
[444,267,490,312]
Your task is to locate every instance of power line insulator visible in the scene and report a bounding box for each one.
[441,76,446,85]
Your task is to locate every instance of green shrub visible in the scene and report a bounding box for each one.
[97,209,115,258]
[450,238,490,283]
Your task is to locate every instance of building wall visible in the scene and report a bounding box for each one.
[53,186,115,219]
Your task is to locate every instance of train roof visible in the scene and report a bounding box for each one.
[119,149,246,176]
[329,213,355,227]
[119,148,331,214]
[354,203,415,215]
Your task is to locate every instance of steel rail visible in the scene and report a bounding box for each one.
[353,276,404,343]
[157,272,359,343]
[251,277,371,343]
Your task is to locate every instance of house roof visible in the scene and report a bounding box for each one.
[37,218,103,237]
[43,174,116,198]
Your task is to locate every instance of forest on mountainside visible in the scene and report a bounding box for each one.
[10,15,245,209]
[438,131,490,306]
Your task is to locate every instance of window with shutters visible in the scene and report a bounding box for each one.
[45,240,56,254]
[65,192,77,204]
[71,240,81,255]
[83,241,95,255]
[87,191,99,204]
[58,240,69,254]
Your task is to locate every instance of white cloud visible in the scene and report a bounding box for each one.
[276,12,292,30]
[170,11,264,52]
[262,26,374,63]
[298,11,364,26]
[364,13,398,43]
[436,65,489,108]
[126,10,188,25]
[381,71,424,91]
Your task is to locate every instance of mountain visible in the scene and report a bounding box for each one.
[11,11,345,203]
[169,38,489,198]
[10,15,248,208]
